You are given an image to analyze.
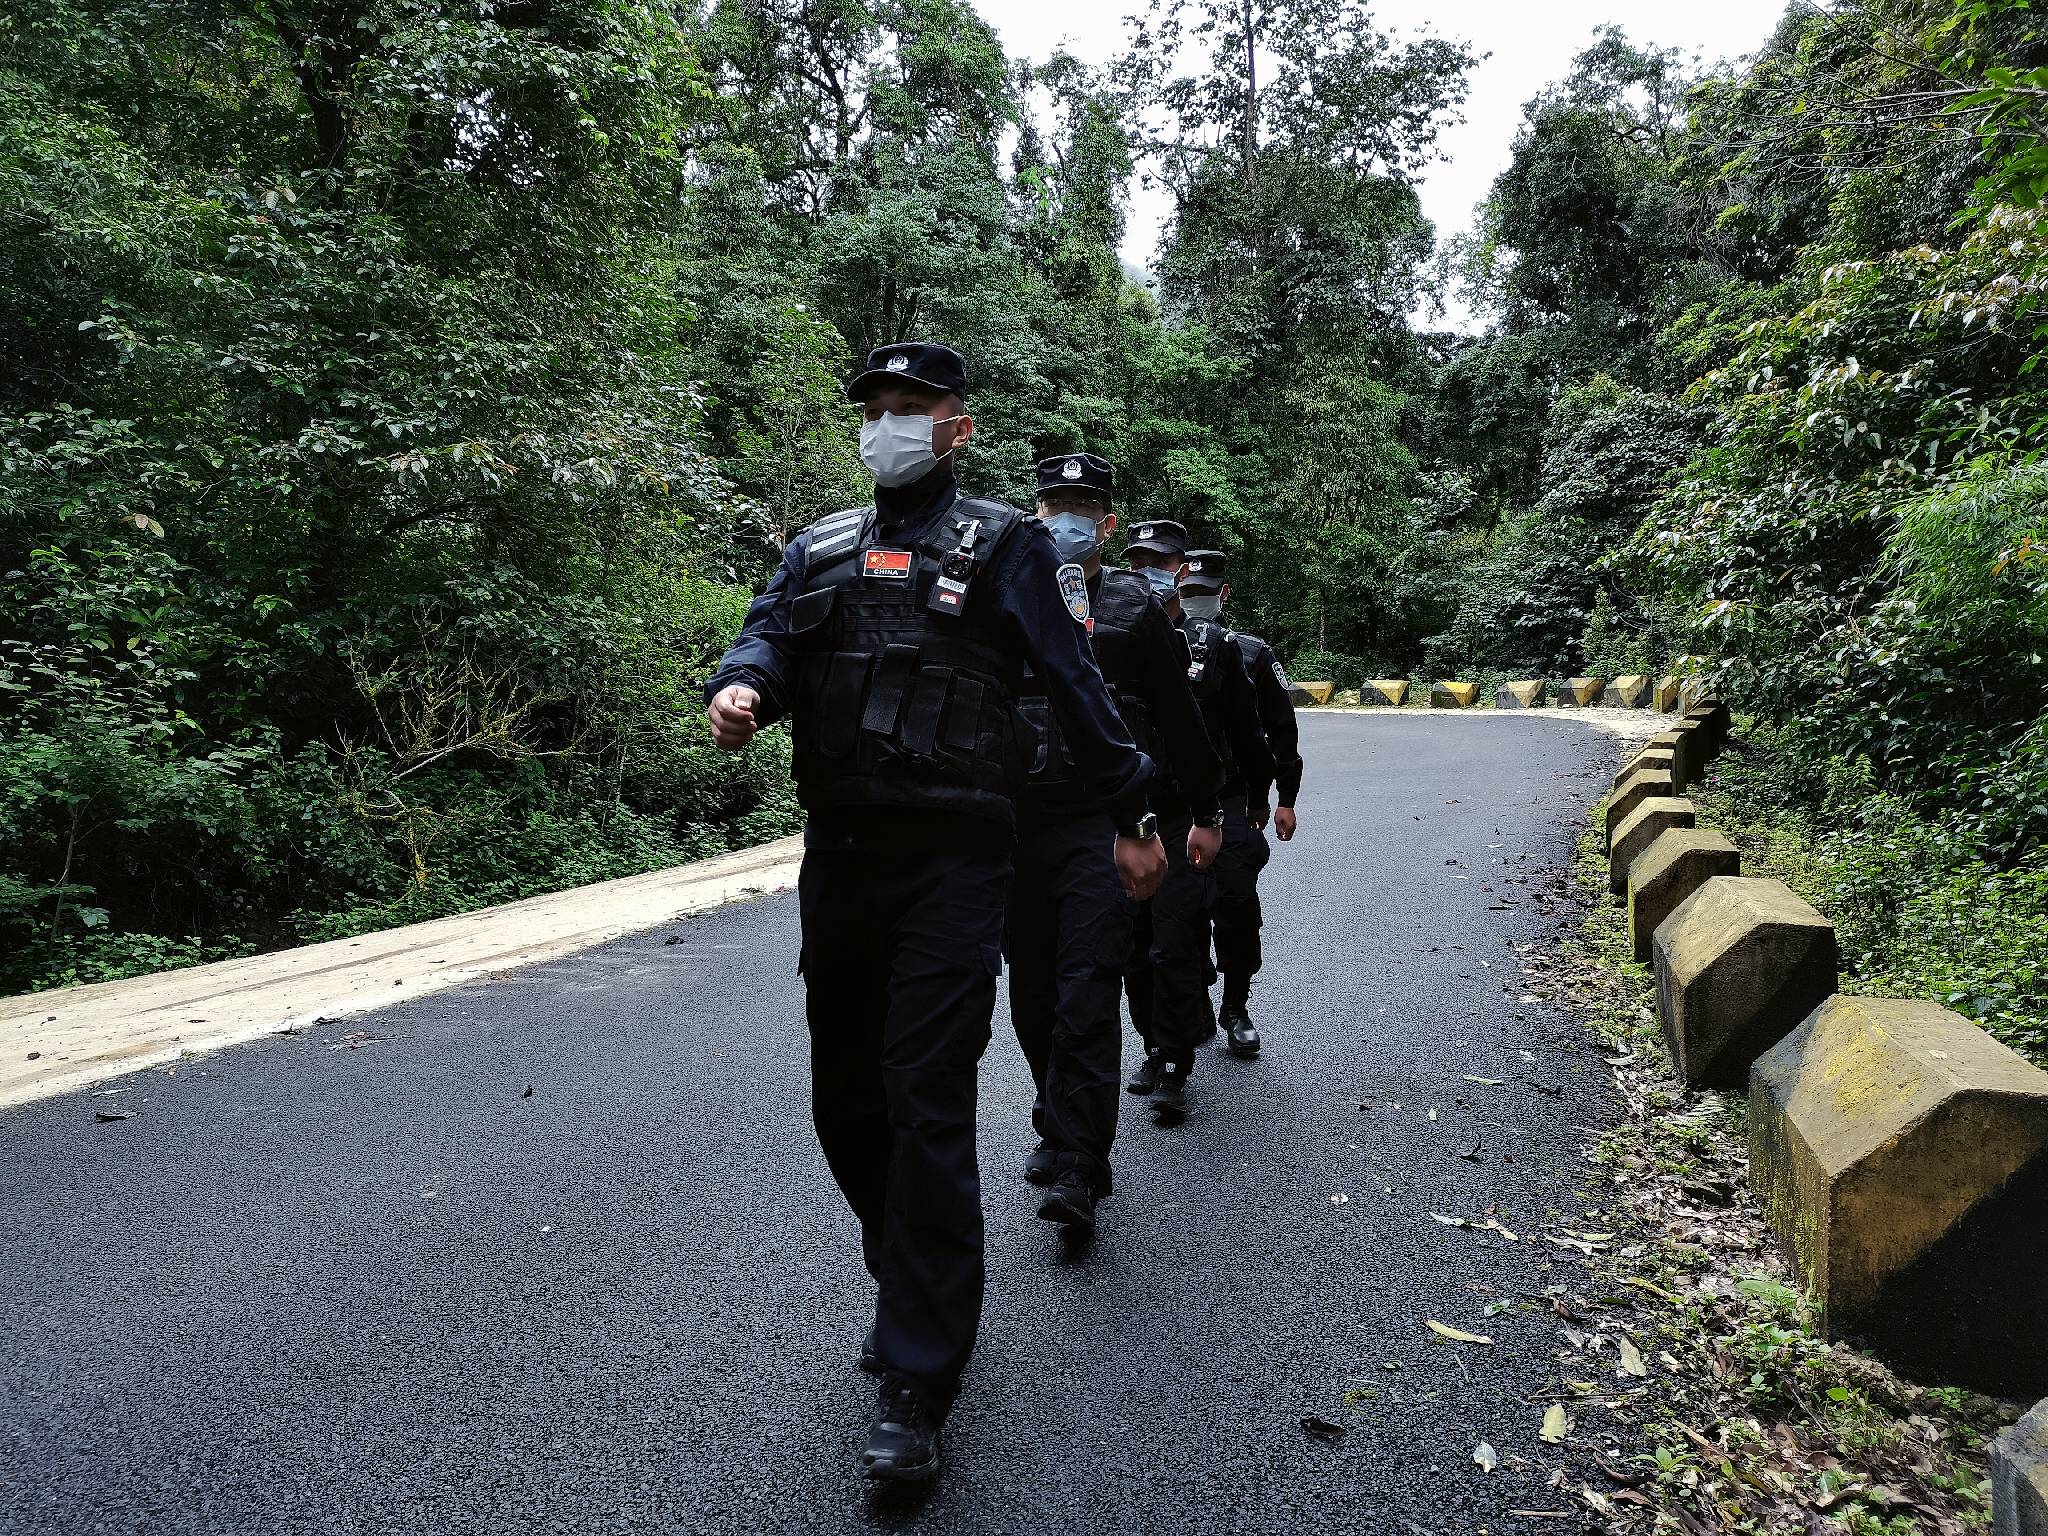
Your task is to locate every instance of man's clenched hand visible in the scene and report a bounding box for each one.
[1114,832,1168,900]
[708,685,760,751]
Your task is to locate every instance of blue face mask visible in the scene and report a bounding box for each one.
[1043,511,1102,565]
[1137,566,1178,599]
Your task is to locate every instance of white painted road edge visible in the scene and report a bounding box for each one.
[0,834,805,1112]
[0,707,1669,1113]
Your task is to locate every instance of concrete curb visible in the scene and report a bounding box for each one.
[1609,797,1696,895]
[0,833,807,1112]
[1995,1399,2048,1536]
[1654,876,1836,1088]
[1751,996,2048,1396]
[1627,828,1740,964]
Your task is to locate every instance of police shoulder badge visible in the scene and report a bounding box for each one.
[1271,658,1290,689]
[1056,562,1092,632]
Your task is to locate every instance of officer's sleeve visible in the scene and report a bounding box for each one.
[1219,640,1276,813]
[992,522,1154,824]
[1253,642,1304,808]
[702,538,805,728]
[1139,598,1223,823]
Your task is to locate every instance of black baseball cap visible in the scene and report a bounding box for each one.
[1125,518,1189,557]
[847,341,968,403]
[1035,452,1113,501]
[1182,549,1229,591]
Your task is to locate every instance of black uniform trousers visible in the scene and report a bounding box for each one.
[1122,814,1216,1065]
[1211,799,1271,1006]
[1005,809,1130,1193]
[797,830,1011,1417]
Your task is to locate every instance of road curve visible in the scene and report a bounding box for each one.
[1,712,1640,1534]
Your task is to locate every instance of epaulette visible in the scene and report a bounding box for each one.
[802,507,874,582]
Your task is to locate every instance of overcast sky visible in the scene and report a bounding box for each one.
[973,0,1794,331]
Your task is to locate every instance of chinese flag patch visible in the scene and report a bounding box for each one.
[863,549,913,579]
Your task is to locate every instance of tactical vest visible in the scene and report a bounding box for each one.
[1017,568,1155,799]
[1182,613,1240,786]
[783,499,1027,823]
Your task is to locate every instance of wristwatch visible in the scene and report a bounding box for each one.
[1119,810,1160,841]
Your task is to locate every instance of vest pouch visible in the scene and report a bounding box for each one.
[944,676,988,756]
[1111,685,1155,759]
[899,666,952,758]
[861,644,921,737]
[789,584,836,635]
[1012,692,1053,774]
[818,651,871,757]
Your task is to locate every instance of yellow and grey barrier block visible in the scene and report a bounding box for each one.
[1608,796,1696,895]
[1652,676,1681,712]
[1608,675,1650,708]
[1614,746,1675,789]
[1494,680,1546,708]
[1363,679,1410,706]
[1646,723,1700,791]
[1750,995,2048,1397]
[1606,769,1676,845]
[1429,681,1479,708]
[1654,876,1835,1087]
[1565,676,1606,707]
[1684,699,1731,758]
[1627,827,1739,963]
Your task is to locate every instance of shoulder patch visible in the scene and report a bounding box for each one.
[807,507,869,564]
[1271,658,1290,690]
[1056,563,1091,628]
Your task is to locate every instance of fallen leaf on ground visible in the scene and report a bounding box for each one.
[1618,1337,1648,1377]
[1427,1320,1495,1345]
[1473,1441,1500,1473]
[1540,1403,1569,1443]
[1301,1415,1347,1442]
[1619,1276,1681,1303]
[1463,1075,1505,1085]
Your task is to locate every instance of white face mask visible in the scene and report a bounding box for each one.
[860,411,962,488]
[1180,592,1223,621]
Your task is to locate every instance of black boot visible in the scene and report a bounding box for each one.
[862,1377,941,1483]
[1025,1137,1058,1185]
[1221,997,1260,1058]
[1150,1058,1189,1124]
[1125,1048,1162,1095]
[1036,1169,1097,1233]
[859,1321,881,1375]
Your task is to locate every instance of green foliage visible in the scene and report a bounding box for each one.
[0,0,793,991]
[1694,728,2048,1065]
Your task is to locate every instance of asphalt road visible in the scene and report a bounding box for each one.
[2,712,1636,1534]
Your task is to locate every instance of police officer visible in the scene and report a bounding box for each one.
[705,343,1166,1484]
[1179,550,1303,1056]
[1119,520,1273,1120]
[1009,453,1225,1235]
